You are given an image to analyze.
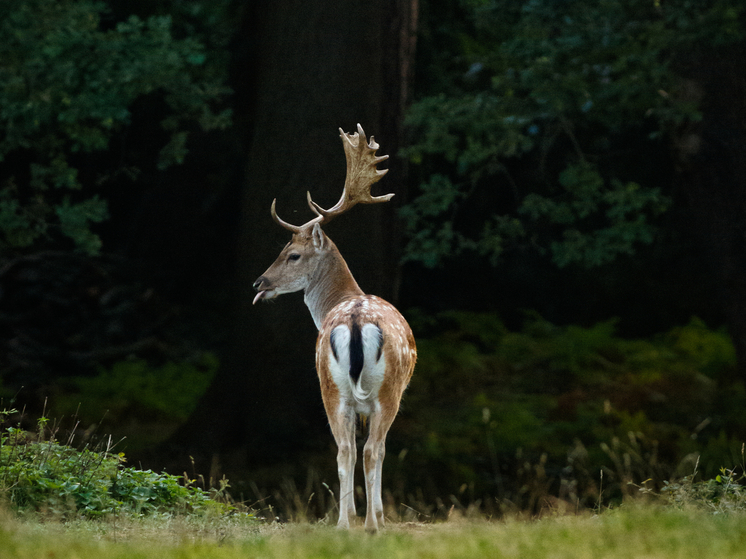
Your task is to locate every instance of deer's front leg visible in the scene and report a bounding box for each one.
[330,403,357,529]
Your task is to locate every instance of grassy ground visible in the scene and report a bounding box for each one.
[1,505,745,559]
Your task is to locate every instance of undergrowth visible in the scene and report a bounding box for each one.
[657,446,746,514]
[3,312,746,525]
[51,353,219,424]
[0,409,248,520]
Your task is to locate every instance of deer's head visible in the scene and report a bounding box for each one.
[253,124,391,305]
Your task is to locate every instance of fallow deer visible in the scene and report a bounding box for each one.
[252,124,416,533]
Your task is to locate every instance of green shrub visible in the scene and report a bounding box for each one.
[0,411,236,518]
[660,456,746,514]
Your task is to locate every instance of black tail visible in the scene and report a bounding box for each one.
[349,320,364,384]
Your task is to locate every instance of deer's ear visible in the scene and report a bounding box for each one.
[311,222,326,250]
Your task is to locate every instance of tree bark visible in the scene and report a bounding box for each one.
[153,0,418,481]
[675,41,746,381]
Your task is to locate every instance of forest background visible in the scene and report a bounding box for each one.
[1,0,745,518]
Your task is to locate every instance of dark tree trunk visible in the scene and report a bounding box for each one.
[675,41,746,382]
[152,0,418,482]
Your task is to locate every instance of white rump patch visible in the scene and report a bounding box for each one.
[330,324,351,367]
[361,323,384,364]
[327,323,387,415]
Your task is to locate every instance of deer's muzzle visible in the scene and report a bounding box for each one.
[252,276,274,305]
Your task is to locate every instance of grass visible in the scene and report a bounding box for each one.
[1,505,746,558]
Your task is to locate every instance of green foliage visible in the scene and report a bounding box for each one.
[0,412,232,518]
[53,353,219,423]
[661,463,746,514]
[403,0,743,267]
[108,467,224,516]
[397,312,742,509]
[0,0,231,254]
[521,163,670,267]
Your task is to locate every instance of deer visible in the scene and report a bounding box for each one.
[252,124,416,533]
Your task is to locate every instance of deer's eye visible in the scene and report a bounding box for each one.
[287,253,301,262]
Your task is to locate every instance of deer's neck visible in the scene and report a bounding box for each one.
[304,249,364,330]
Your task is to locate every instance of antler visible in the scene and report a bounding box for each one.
[270,124,392,233]
[307,124,392,223]
[270,197,321,234]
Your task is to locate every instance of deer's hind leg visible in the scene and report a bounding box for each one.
[362,409,395,534]
[328,401,357,529]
